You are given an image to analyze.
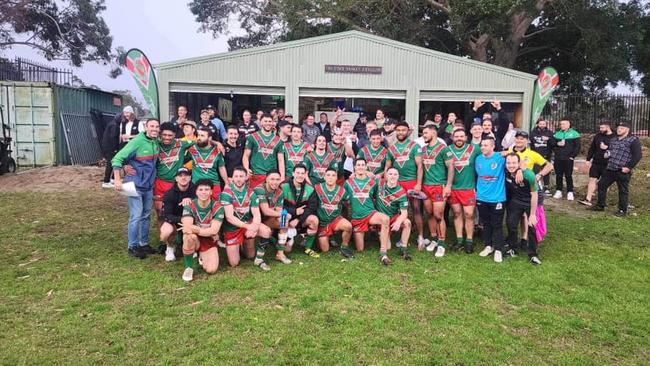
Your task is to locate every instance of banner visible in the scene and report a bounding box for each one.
[531,67,559,123]
[124,49,160,119]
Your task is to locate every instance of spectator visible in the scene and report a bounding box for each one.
[354,113,370,147]
[579,121,614,206]
[170,105,189,138]
[207,104,227,141]
[382,119,397,146]
[223,125,245,178]
[591,121,642,216]
[474,100,508,151]
[198,109,220,142]
[285,113,295,124]
[317,112,332,142]
[530,119,554,193]
[374,109,387,129]
[115,106,140,149]
[552,118,581,201]
[237,110,259,144]
[302,113,320,145]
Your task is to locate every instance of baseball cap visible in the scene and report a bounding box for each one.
[514,130,529,138]
[123,106,134,114]
[617,120,630,128]
[277,119,290,128]
[182,120,197,128]
[206,104,216,110]
[285,113,293,118]
[176,167,191,176]
[423,120,436,127]
[384,118,396,125]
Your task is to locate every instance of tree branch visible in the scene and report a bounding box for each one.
[523,27,555,40]
[424,0,450,15]
[0,41,55,56]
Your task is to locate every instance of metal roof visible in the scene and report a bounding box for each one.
[155,30,536,81]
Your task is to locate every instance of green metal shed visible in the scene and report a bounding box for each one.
[0,81,122,167]
[155,31,537,132]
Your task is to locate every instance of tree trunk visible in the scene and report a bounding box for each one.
[467,34,490,63]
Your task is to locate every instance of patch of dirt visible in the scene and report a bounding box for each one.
[0,166,104,193]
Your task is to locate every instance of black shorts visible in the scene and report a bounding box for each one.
[589,164,607,179]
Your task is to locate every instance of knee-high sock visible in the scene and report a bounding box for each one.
[256,238,271,261]
[304,234,316,250]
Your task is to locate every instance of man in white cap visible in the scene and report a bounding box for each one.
[117,106,141,148]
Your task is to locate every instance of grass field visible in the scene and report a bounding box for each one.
[1,174,649,365]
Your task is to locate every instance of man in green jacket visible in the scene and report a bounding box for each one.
[112,119,160,259]
[551,118,581,201]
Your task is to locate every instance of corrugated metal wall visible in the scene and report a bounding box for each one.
[0,81,122,167]
[156,31,536,129]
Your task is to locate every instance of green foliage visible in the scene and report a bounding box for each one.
[188,0,647,93]
[0,0,113,66]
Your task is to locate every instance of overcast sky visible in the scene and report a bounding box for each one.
[4,0,640,96]
[7,0,237,97]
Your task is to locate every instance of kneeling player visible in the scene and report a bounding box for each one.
[253,170,292,264]
[375,167,412,261]
[315,168,354,258]
[180,179,224,282]
[345,158,392,265]
[221,167,274,271]
[281,164,320,258]
[160,167,196,261]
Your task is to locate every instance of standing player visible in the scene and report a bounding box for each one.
[445,129,481,252]
[253,170,292,265]
[243,113,285,186]
[420,125,454,257]
[375,167,413,261]
[345,158,392,265]
[357,129,388,178]
[280,125,311,180]
[384,121,426,249]
[328,129,354,185]
[188,127,228,199]
[154,123,195,228]
[281,164,320,257]
[180,179,224,282]
[314,168,354,258]
[221,167,274,270]
[304,135,338,186]
[504,153,542,265]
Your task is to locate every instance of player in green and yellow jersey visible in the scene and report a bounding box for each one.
[253,170,292,265]
[243,113,285,187]
[315,168,353,258]
[220,166,274,271]
[444,129,481,250]
[180,179,224,282]
[345,158,392,265]
[375,167,412,261]
[420,125,454,257]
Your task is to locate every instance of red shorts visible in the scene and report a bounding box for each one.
[211,185,222,200]
[249,174,266,188]
[398,180,417,191]
[449,189,476,206]
[422,185,444,203]
[198,236,217,253]
[153,178,174,201]
[224,228,246,247]
[351,211,378,233]
[318,216,344,237]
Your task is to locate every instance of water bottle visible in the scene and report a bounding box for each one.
[280,209,288,229]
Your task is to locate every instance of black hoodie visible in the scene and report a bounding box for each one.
[586,132,614,166]
[530,126,554,160]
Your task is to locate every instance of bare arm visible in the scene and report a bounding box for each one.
[414,155,423,190]
[259,202,280,218]
[277,152,286,181]
[444,160,454,197]
[197,219,222,237]
[242,149,252,174]
[223,204,250,229]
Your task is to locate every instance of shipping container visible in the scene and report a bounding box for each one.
[0,81,122,167]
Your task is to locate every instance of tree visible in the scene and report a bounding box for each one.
[113,89,149,116]
[0,0,122,76]
[633,6,650,95]
[189,0,645,93]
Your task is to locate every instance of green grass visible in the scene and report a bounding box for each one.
[1,190,649,365]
